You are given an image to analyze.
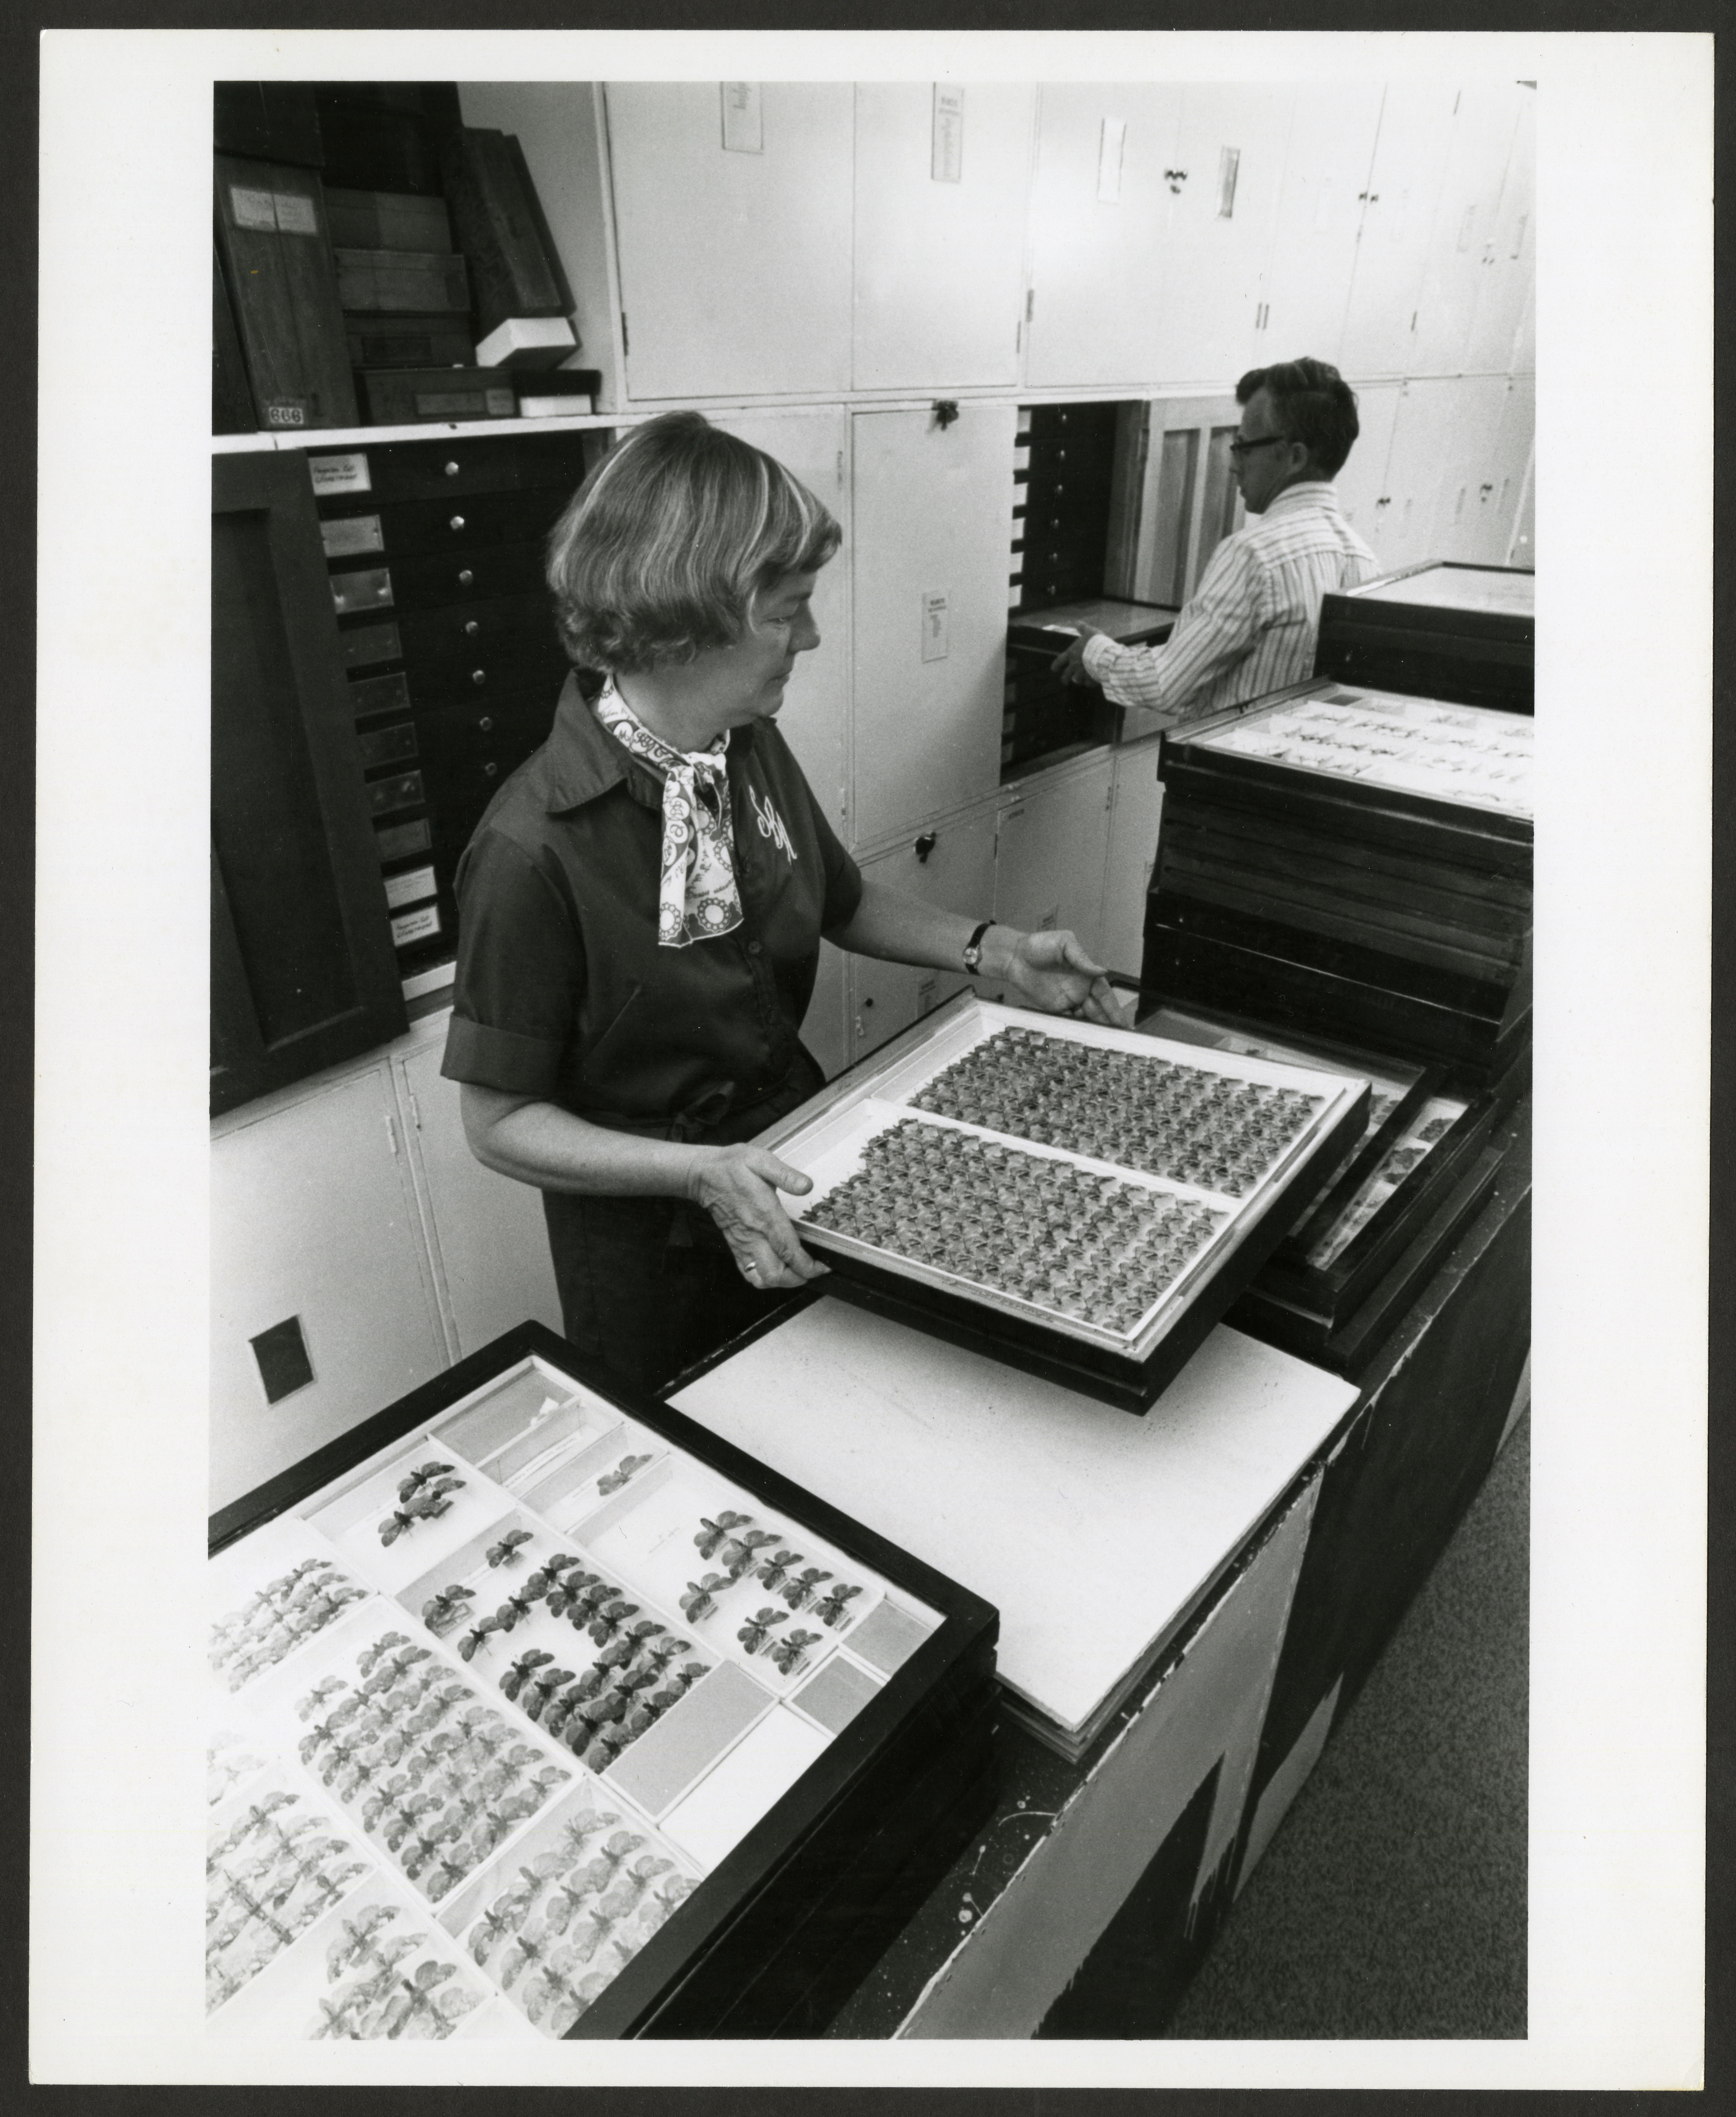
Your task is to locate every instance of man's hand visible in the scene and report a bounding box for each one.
[1049,624,1107,687]
[690,1145,830,1292]
[997,928,1130,1028]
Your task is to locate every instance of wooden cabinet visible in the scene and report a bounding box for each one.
[852,83,1035,391]
[847,810,998,1058]
[1150,86,1295,386]
[211,450,407,1116]
[1410,83,1526,376]
[1113,393,1243,608]
[605,82,854,400]
[394,1040,562,1360]
[1339,81,1460,378]
[850,403,1019,843]
[210,1066,446,1511]
[1100,736,1167,980]
[709,408,851,834]
[1024,85,1183,389]
[1463,90,1536,376]
[1254,84,1385,372]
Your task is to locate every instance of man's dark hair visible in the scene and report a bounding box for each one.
[1236,358,1360,478]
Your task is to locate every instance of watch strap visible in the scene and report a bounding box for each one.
[962,920,993,973]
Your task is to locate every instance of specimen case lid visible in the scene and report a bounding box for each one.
[752,992,1371,1414]
[207,1322,997,2040]
[1314,560,1534,712]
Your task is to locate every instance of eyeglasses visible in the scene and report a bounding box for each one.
[1228,434,1290,460]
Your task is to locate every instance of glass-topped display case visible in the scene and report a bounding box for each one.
[1315,557,1535,714]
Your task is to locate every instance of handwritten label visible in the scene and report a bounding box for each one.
[383,864,437,912]
[1097,118,1126,204]
[1217,146,1241,219]
[309,453,372,497]
[921,589,950,663]
[273,190,318,236]
[721,82,763,153]
[229,185,278,231]
[320,513,384,559]
[931,86,964,183]
[390,903,442,949]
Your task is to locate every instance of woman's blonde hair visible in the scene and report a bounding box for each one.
[545,410,840,672]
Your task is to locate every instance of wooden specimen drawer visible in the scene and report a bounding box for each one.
[369,537,549,611]
[396,590,562,669]
[309,431,593,506]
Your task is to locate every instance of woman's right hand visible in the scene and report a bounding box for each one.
[689,1145,830,1291]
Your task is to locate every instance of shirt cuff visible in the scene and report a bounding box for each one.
[1081,632,1123,679]
[441,1014,565,1098]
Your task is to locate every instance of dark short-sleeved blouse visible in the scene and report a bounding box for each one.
[440,672,862,1139]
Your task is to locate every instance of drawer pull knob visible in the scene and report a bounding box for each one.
[444,460,461,477]
[471,669,486,686]
[463,619,480,635]
[448,514,466,531]
[478,715,494,731]
[483,761,499,778]
[457,568,474,586]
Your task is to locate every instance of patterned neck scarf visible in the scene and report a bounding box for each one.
[592,682,743,948]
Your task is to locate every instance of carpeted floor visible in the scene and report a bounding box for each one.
[1161,1406,1530,2039]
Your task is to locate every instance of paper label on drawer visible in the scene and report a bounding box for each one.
[390,902,441,948]
[931,86,964,182]
[272,190,318,236]
[228,185,278,231]
[308,452,372,497]
[320,513,383,558]
[383,863,437,911]
[721,82,763,153]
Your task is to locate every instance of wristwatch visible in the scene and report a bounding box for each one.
[962,921,994,974]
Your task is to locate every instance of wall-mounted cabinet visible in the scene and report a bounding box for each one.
[1463,91,1536,378]
[846,811,998,1059]
[993,754,1114,958]
[1253,83,1385,372]
[1332,379,1401,552]
[1409,82,1526,376]
[1100,736,1167,979]
[1422,372,1509,560]
[1023,85,1184,389]
[1337,81,1461,378]
[852,83,1035,391]
[605,82,855,400]
[850,402,1019,843]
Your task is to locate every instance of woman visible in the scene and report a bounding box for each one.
[442,410,1124,1394]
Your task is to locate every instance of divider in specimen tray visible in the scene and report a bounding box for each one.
[441,1785,702,2039]
[517,1413,671,1536]
[656,1706,835,1873]
[208,1870,513,2041]
[430,1356,625,1491]
[304,1434,518,1594]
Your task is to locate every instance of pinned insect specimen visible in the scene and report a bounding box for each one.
[767,1627,821,1675]
[486,1528,535,1568]
[597,1452,653,1495]
[324,1905,403,1981]
[757,1548,804,1591]
[736,1606,788,1655]
[780,1567,832,1611]
[421,1584,474,1637]
[544,1566,603,1622]
[458,1616,503,1663]
[500,1648,554,1704]
[721,1528,781,1580]
[813,1582,862,1629]
[679,1574,729,1623]
[585,1597,641,1648]
[695,1510,752,1560]
[379,1471,464,1546]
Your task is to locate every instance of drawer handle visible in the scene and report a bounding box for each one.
[463,619,480,635]
[471,669,487,686]
[483,761,499,778]
[444,460,461,477]
[457,568,474,587]
[448,514,466,532]
[477,715,494,732]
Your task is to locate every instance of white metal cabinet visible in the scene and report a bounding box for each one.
[1332,378,1400,550]
[1464,90,1536,377]
[1359,377,1474,571]
[852,83,1035,391]
[605,82,854,400]
[802,938,851,1081]
[1253,84,1385,373]
[993,754,1114,961]
[1423,373,1509,561]
[850,403,1019,844]
[1461,374,1536,566]
[1100,736,1167,982]
[710,408,851,833]
[1509,272,1535,377]
[1338,81,1460,378]
[1410,82,1525,376]
[210,1067,447,1513]
[1151,86,1295,386]
[395,1039,562,1362]
[1023,85,1183,388]
[846,809,998,1059]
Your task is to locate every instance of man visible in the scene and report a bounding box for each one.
[1051,357,1379,721]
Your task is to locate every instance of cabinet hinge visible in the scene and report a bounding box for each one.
[621,312,629,355]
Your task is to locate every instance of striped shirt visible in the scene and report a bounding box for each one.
[1082,481,1379,724]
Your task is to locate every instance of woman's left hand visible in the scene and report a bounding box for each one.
[999,928,1129,1027]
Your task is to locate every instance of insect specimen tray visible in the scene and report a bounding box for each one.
[206,1323,998,2042]
[1315,559,1535,714]
[753,993,1371,1414]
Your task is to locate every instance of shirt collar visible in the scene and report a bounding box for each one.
[540,670,756,814]
[1261,480,1340,516]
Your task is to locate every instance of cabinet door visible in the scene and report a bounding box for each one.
[210,1069,447,1512]
[1332,379,1400,550]
[1463,90,1536,375]
[1410,83,1525,376]
[1253,83,1385,372]
[397,1040,561,1359]
[847,811,997,1059]
[710,409,850,835]
[1367,377,1471,571]
[1150,86,1295,386]
[1339,81,1460,378]
[851,403,1018,843]
[993,756,1114,960]
[1464,374,1536,566]
[802,937,850,1081]
[212,451,406,1115]
[1100,738,1167,981]
[1424,373,1509,560]
[606,82,853,400]
[1024,85,1183,388]
[853,83,1035,391]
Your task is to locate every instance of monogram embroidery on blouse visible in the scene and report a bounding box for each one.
[748,784,797,862]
